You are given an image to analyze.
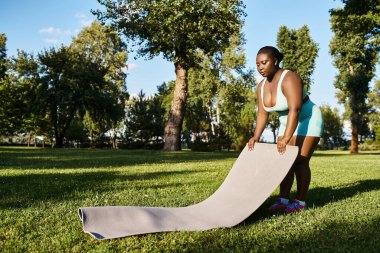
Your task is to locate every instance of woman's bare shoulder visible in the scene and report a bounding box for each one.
[284,70,301,81]
[257,79,265,89]
[283,70,302,86]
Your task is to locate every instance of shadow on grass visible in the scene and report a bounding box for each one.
[0,169,202,209]
[313,151,380,157]
[184,217,380,252]
[179,179,380,252]
[0,147,238,170]
[242,179,380,225]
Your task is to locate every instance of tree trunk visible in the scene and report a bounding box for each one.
[28,134,31,147]
[207,101,215,136]
[272,126,277,143]
[56,135,64,148]
[163,62,188,151]
[112,128,117,149]
[349,65,359,153]
[216,96,220,127]
[350,117,359,153]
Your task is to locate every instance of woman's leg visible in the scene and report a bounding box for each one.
[289,136,320,201]
[277,136,294,199]
[277,136,319,200]
[279,165,294,199]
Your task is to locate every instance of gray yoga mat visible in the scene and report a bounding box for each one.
[78,143,298,239]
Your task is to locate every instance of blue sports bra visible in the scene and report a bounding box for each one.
[261,70,306,112]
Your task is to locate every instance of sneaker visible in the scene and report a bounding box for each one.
[269,198,288,211]
[285,199,307,213]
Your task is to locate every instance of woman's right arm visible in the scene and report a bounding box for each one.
[248,81,268,150]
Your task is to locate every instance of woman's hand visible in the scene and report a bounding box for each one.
[248,137,258,151]
[277,137,289,154]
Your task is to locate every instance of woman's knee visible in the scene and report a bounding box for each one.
[292,155,310,170]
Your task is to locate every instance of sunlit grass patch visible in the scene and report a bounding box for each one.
[0,147,379,252]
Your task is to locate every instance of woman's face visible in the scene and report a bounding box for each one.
[256,53,277,78]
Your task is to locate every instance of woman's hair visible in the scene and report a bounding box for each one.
[257,46,283,66]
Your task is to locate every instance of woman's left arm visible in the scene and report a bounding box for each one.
[278,71,303,154]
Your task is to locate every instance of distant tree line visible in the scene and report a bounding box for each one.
[0,20,255,151]
[0,22,128,148]
[0,0,379,152]
[330,0,380,152]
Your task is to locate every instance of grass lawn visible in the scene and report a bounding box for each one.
[0,147,379,252]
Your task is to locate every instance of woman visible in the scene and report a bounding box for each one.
[248,46,323,213]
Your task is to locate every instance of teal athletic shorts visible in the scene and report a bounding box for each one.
[278,99,324,137]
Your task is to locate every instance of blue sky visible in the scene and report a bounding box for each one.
[1,0,378,112]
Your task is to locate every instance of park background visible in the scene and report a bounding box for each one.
[1,0,380,152]
[1,0,379,151]
[0,1,379,252]
[1,0,379,105]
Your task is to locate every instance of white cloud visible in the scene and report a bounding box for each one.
[43,38,59,44]
[127,63,138,71]
[75,12,93,27]
[39,27,72,36]
[39,12,93,46]
[39,27,58,34]
[39,26,73,45]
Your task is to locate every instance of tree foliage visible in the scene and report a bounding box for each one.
[94,0,246,151]
[125,91,152,145]
[320,105,344,149]
[277,25,319,93]
[70,21,129,147]
[330,0,379,153]
[185,33,255,151]
[1,22,128,148]
[94,0,245,65]
[125,90,166,148]
[0,33,6,78]
[0,34,15,134]
[271,25,319,140]
[367,80,380,142]
[0,47,42,137]
[37,46,86,147]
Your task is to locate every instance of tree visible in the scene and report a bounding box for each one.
[38,46,85,147]
[214,32,255,150]
[8,51,45,143]
[185,53,217,145]
[0,33,6,79]
[367,80,380,142]
[71,21,129,148]
[330,0,379,153]
[273,26,319,139]
[94,0,246,150]
[65,116,88,146]
[125,90,152,146]
[320,105,344,149]
[124,90,166,148]
[154,81,175,122]
[0,34,13,134]
[219,82,254,150]
[277,25,319,93]
[0,47,44,139]
[38,44,123,148]
[147,93,166,145]
[184,32,255,151]
[267,112,280,143]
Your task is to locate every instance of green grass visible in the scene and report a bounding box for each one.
[0,147,379,252]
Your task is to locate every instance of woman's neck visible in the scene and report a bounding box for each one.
[267,67,281,82]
